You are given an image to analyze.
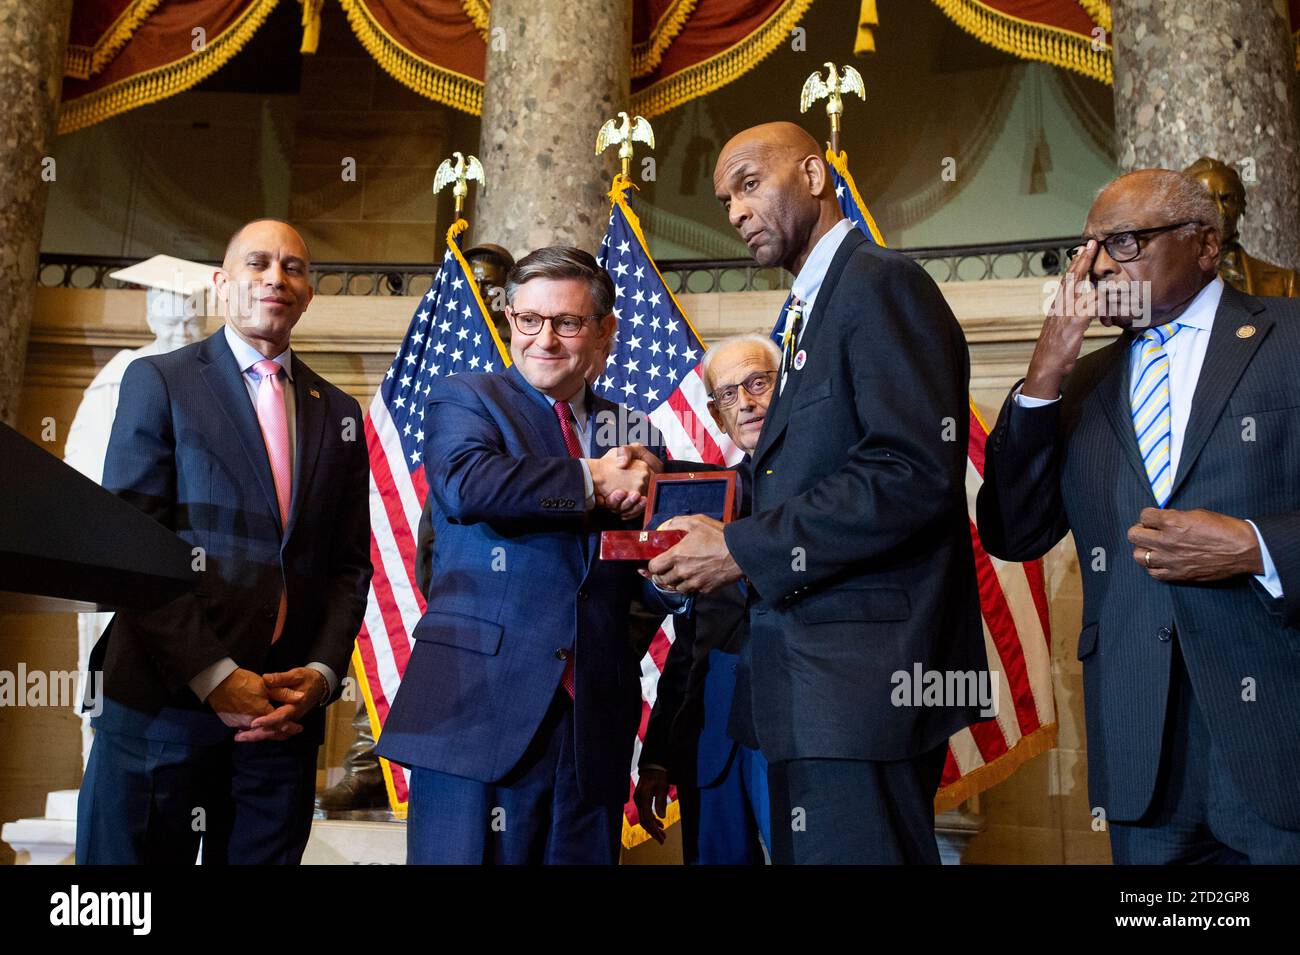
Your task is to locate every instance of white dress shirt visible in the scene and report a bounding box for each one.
[1015,277,1282,596]
[189,326,337,704]
[777,217,853,392]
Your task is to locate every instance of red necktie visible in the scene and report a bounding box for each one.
[553,400,581,697]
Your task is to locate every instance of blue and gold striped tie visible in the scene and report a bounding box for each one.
[1131,322,1182,506]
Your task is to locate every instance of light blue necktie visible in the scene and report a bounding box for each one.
[1131,322,1182,506]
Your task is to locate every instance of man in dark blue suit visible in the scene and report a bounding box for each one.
[650,123,987,864]
[376,246,685,865]
[77,219,372,864]
[978,169,1300,863]
[634,334,778,864]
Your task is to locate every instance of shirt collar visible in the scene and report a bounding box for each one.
[1171,276,1223,333]
[791,217,853,308]
[540,383,589,427]
[224,323,293,380]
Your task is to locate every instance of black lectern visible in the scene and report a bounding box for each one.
[0,421,197,613]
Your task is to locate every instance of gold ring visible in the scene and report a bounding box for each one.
[1144,549,1152,568]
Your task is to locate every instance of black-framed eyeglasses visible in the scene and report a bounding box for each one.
[709,370,776,409]
[1068,221,1200,264]
[507,309,599,338]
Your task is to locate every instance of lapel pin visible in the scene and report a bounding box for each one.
[309,387,321,398]
[764,468,774,475]
[1236,324,1256,339]
[793,349,807,371]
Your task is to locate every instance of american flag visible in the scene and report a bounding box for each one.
[786,149,1058,810]
[353,220,508,815]
[595,175,744,847]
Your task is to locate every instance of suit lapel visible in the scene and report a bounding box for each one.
[1095,332,1154,496]
[504,365,568,458]
[199,330,281,526]
[503,366,587,567]
[752,229,867,470]
[1168,288,1270,500]
[284,355,327,541]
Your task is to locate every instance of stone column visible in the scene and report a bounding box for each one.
[1112,0,1300,268]
[0,0,74,425]
[476,0,630,258]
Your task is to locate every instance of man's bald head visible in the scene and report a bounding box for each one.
[223,218,312,270]
[216,218,315,358]
[713,122,842,274]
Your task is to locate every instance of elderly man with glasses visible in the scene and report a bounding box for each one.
[634,334,780,864]
[978,168,1300,863]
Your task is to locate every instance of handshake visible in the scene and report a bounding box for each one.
[587,443,663,519]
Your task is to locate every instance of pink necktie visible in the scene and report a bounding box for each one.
[254,359,291,643]
[553,399,582,697]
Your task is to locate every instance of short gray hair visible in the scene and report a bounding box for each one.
[1099,169,1224,237]
[700,333,782,393]
[505,246,615,317]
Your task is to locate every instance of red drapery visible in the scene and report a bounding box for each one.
[58,0,817,132]
[60,0,280,133]
[56,1,1300,133]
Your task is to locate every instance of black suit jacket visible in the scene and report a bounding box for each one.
[724,228,987,763]
[977,286,1300,829]
[90,329,373,744]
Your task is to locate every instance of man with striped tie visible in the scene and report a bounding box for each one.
[978,169,1300,863]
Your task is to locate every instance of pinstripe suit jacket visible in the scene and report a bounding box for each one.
[977,286,1300,829]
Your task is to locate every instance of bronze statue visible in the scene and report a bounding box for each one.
[316,241,517,815]
[1184,156,1299,297]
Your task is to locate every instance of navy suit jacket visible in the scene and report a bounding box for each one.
[978,287,1300,829]
[375,365,683,805]
[91,329,372,745]
[724,229,988,763]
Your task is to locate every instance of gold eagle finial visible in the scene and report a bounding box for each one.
[596,111,655,179]
[800,62,866,153]
[433,151,486,217]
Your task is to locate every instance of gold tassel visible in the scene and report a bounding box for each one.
[300,0,325,55]
[854,0,878,56]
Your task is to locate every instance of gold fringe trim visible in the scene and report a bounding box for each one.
[65,0,165,80]
[58,0,279,135]
[1075,0,1111,34]
[350,644,410,820]
[340,0,484,115]
[632,0,698,78]
[826,148,887,246]
[930,0,1112,85]
[462,0,491,39]
[446,217,513,364]
[632,0,816,117]
[622,787,682,850]
[934,722,1058,813]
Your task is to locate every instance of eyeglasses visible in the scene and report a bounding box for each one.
[709,370,776,409]
[508,309,598,338]
[1068,221,1200,264]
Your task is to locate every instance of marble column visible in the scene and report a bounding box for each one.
[1111,0,1300,269]
[0,0,74,425]
[476,0,630,259]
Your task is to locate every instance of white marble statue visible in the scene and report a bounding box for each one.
[64,268,208,766]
